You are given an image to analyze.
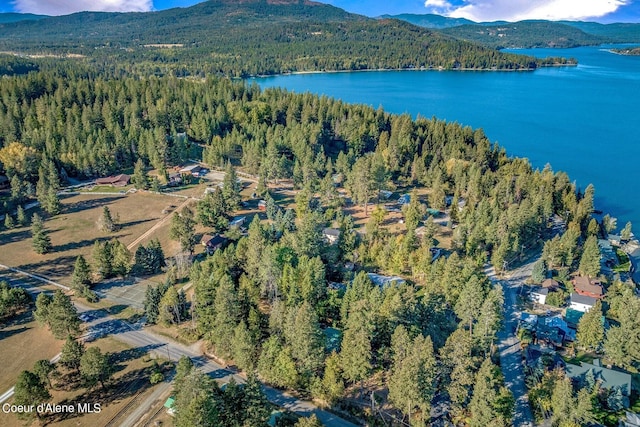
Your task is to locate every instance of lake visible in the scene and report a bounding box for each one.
[254,45,640,230]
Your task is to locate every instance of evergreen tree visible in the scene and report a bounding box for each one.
[31,213,52,254]
[197,188,229,231]
[211,275,239,360]
[16,205,27,225]
[4,213,14,229]
[80,347,112,388]
[170,206,197,253]
[97,206,117,232]
[60,335,85,371]
[340,300,373,392]
[174,368,219,427]
[132,158,149,189]
[71,255,92,291]
[111,239,132,278]
[531,259,547,283]
[468,358,513,427]
[579,235,601,278]
[222,161,242,211]
[33,359,55,388]
[92,240,113,279]
[144,284,165,324]
[576,300,604,351]
[231,321,257,373]
[294,415,323,427]
[33,292,52,326]
[13,370,50,420]
[621,221,633,241]
[284,301,325,376]
[440,327,478,412]
[242,375,271,427]
[46,290,81,339]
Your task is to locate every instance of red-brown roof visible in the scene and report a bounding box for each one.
[96,174,130,186]
[572,276,604,298]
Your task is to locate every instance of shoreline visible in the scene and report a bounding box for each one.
[250,62,576,79]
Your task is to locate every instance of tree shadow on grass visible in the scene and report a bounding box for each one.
[63,196,119,214]
[54,234,126,253]
[0,325,30,340]
[118,218,157,229]
[110,344,163,366]
[18,255,78,278]
[0,228,31,244]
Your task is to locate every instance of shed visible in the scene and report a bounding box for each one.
[179,164,202,175]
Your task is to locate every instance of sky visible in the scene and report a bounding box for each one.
[1,0,639,23]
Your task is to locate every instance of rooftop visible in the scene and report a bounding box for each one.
[570,293,597,307]
[565,361,632,396]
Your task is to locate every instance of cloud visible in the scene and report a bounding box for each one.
[425,0,629,21]
[13,0,153,15]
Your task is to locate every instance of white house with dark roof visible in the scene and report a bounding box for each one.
[322,227,340,244]
[530,287,549,305]
[569,293,597,313]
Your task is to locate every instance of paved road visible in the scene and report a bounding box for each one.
[0,267,359,427]
[486,262,535,427]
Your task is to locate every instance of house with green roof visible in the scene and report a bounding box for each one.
[565,360,632,405]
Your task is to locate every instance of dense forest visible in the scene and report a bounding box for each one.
[0,0,566,77]
[0,44,621,424]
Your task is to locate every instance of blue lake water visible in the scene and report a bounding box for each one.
[254,45,640,229]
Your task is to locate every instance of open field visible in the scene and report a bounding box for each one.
[0,336,170,427]
[0,192,185,284]
[0,311,63,393]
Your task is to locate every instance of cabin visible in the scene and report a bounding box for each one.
[569,293,597,313]
[572,276,604,299]
[96,174,130,187]
[201,234,227,254]
[322,228,340,244]
[257,200,267,211]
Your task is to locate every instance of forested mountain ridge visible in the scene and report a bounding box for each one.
[440,21,607,49]
[0,0,563,76]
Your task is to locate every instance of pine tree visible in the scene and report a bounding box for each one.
[576,300,604,351]
[284,301,325,375]
[211,275,239,360]
[92,240,113,279]
[16,205,27,225]
[4,213,14,229]
[33,359,54,388]
[170,206,197,253]
[31,213,52,254]
[621,221,633,241]
[468,358,513,427]
[60,335,85,371]
[71,255,92,291]
[46,290,81,339]
[13,371,50,419]
[80,347,112,388]
[111,239,131,278]
[340,300,373,392]
[579,235,601,278]
[97,206,117,232]
[531,259,547,283]
[222,161,241,211]
[231,321,256,373]
[132,158,149,189]
[242,375,271,427]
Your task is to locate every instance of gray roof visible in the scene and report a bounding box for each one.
[565,361,632,396]
[532,287,549,296]
[323,228,340,237]
[570,293,597,306]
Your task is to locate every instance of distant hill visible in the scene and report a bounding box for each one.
[387,13,640,48]
[0,13,47,24]
[0,0,551,76]
[379,13,475,29]
[561,21,640,43]
[440,20,607,49]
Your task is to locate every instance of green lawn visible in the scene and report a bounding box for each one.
[614,249,631,273]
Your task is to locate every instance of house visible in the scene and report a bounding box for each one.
[541,278,559,289]
[367,273,406,288]
[0,175,8,190]
[565,360,632,402]
[530,287,549,305]
[608,234,622,247]
[379,190,393,199]
[96,174,130,187]
[229,216,246,229]
[569,293,597,313]
[543,316,576,341]
[201,234,227,254]
[397,194,411,205]
[564,308,584,329]
[179,164,202,176]
[572,276,604,299]
[520,312,538,326]
[322,228,340,244]
[257,200,267,211]
[168,173,182,186]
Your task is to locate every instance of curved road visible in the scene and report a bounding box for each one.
[0,266,358,427]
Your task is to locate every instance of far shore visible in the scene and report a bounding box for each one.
[250,62,576,79]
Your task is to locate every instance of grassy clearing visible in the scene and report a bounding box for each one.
[1,336,171,427]
[614,249,631,273]
[0,310,63,393]
[0,192,179,284]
